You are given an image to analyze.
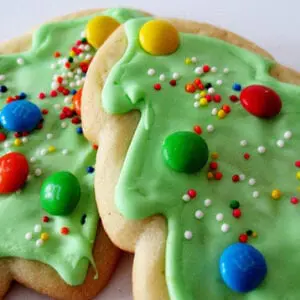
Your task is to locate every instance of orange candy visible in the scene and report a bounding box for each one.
[72,88,82,116]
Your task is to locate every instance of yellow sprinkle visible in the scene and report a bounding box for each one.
[48,146,56,153]
[296,171,300,180]
[211,152,219,160]
[297,186,300,192]
[199,98,208,106]
[69,51,76,57]
[271,189,281,200]
[200,91,207,97]
[14,138,22,146]
[41,232,49,241]
[217,109,226,119]
[252,232,258,238]
[185,57,192,64]
[207,172,214,180]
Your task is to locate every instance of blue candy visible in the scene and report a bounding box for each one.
[0,100,42,132]
[219,243,267,293]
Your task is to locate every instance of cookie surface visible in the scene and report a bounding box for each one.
[0,8,147,299]
[83,17,300,300]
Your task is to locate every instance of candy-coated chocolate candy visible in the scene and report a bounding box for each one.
[139,20,179,55]
[240,85,282,118]
[40,171,81,216]
[219,243,267,293]
[0,152,29,194]
[86,16,120,49]
[0,100,42,132]
[72,88,82,116]
[162,131,209,173]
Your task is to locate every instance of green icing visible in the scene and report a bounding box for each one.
[102,18,300,299]
[0,8,145,286]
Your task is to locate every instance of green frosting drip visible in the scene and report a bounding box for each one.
[102,18,300,299]
[0,8,145,286]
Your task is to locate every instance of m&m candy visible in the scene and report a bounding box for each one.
[0,152,29,194]
[240,85,282,118]
[0,100,42,132]
[219,243,267,293]
[40,171,81,215]
[162,131,209,173]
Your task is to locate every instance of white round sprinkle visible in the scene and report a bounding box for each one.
[211,108,218,116]
[50,63,57,70]
[4,141,11,148]
[195,210,204,219]
[54,104,61,110]
[61,122,67,129]
[64,96,72,104]
[30,157,36,163]
[216,79,223,85]
[62,80,68,86]
[69,82,76,88]
[34,168,42,176]
[191,57,197,63]
[76,68,83,75]
[17,58,24,65]
[253,191,260,198]
[79,53,84,59]
[211,66,217,73]
[221,223,230,232]
[46,133,53,140]
[182,194,191,202]
[74,75,80,80]
[76,80,82,86]
[84,44,91,51]
[172,72,180,80]
[207,87,215,95]
[257,146,266,154]
[204,198,212,207]
[184,231,193,240]
[284,131,292,140]
[216,213,224,222]
[207,125,214,133]
[240,140,248,147]
[62,58,68,64]
[51,82,59,90]
[194,67,203,75]
[194,93,200,100]
[248,178,256,186]
[36,239,44,247]
[85,54,92,60]
[239,174,246,181]
[0,74,6,81]
[79,44,85,50]
[67,72,74,78]
[27,175,32,181]
[193,101,200,108]
[62,149,69,155]
[53,74,58,81]
[223,67,229,74]
[21,137,28,143]
[25,232,33,240]
[61,72,67,78]
[147,68,156,76]
[159,74,166,81]
[276,139,285,148]
[34,224,42,233]
[40,148,47,156]
[80,31,86,38]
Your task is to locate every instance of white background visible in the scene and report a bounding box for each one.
[1,0,299,299]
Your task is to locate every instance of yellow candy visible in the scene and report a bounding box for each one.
[86,16,120,49]
[199,98,208,106]
[69,51,75,57]
[48,146,56,153]
[185,58,192,64]
[200,91,207,97]
[211,152,219,160]
[217,109,226,119]
[207,172,214,180]
[252,232,258,238]
[296,171,300,180]
[41,232,49,241]
[139,20,179,55]
[271,189,281,200]
[14,138,22,146]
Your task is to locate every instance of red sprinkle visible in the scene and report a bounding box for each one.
[22,132,29,137]
[203,65,210,73]
[213,94,222,103]
[57,76,63,84]
[36,123,43,130]
[185,83,196,93]
[42,109,49,115]
[42,216,50,223]
[57,86,64,93]
[233,209,242,218]
[169,79,177,86]
[93,144,99,150]
[0,133,6,142]
[205,95,212,102]
[65,62,71,69]
[222,105,231,113]
[60,227,70,235]
[229,95,239,102]
[154,83,161,91]
[239,233,248,243]
[209,162,218,170]
[62,107,74,118]
[295,161,300,168]
[187,189,197,198]
[14,132,22,138]
[232,174,240,182]
[194,78,202,86]
[214,172,223,180]
[193,125,202,135]
[53,51,61,58]
[59,113,67,120]
[291,197,299,205]
[39,92,46,100]
[50,90,58,97]
[244,153,250,160]
[71,116,81,124]
[62,88,70,96]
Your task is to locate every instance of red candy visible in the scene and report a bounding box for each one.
[0,152,29,194]
[240,85,282,118]
[61,227,70,235]
[213,94,222,103]
[232,174,240,182]
[0,133,6,142]
[187,189,197,198]
[233,209,242,218]
[169,79,177,86]
[214,172,223,180]
[39,92,46,99]
[291,197,299,205]
[239,233,248,243]
[210,162,218,170]
[203,65,210,73]
[154,83,161,91]
[229,95,239,102]
[295,161,300,168]
[42,216,50,223]
[193,125,202,135]
[244,153,250,160]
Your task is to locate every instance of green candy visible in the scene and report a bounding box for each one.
[162,131,209,173]
[40,171,81,216]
